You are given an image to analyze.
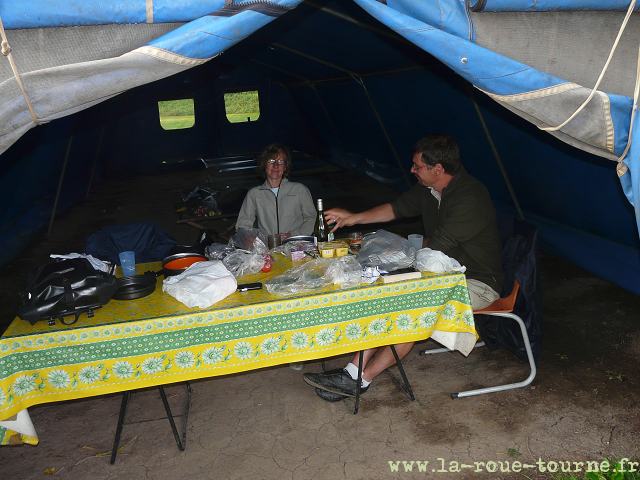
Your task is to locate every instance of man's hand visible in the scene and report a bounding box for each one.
[325,204,396,233]
[279,233,292,241]
[325,208,357,232]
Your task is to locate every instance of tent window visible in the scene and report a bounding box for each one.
[158,99,195,130]
[224,91,260,123]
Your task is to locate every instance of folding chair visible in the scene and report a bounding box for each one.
[421,279,536,399]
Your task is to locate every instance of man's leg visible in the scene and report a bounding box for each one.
[303,342,415,398]
[356,342,414,382]
[466,279,499,311]
[349,348,378,375]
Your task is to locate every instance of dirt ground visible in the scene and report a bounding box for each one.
[1,161,639,480]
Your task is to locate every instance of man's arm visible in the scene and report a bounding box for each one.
[325,204,395,232]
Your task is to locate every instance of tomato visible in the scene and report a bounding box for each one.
[261,254,274,273]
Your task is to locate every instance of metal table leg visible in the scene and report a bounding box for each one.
[384,345,416,401]
[351,350,365,415]
[110,382,191,464]
[110,390,131,464]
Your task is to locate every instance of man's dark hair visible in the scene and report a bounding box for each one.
[413,133,461,175]
[257,143,292,179]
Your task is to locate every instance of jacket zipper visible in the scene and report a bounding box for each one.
[275,192,280,234]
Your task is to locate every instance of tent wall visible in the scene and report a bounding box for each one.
[1,0,639,297]
[0,106,111,265]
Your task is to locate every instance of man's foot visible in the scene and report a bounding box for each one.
[303,371,369,397]
[315,387,347,402]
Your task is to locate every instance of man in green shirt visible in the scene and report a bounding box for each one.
[303,133,504,402]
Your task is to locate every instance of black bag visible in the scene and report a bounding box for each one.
[17,258,119,326]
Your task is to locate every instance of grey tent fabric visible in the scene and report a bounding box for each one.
[472,11,640,99]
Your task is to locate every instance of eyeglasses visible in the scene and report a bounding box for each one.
[411,163,433,171]
[267,158,285,165]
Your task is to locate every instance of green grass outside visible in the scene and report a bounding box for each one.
[227,113,260,123]
[159,116,195,130]
[158,99,194,117]
[224,91,259,114]
[158,93,260,129]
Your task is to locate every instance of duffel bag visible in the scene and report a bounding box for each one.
[17,258,118,326]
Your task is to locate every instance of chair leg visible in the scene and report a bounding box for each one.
[453,312,536,399]
[420,341,485,356]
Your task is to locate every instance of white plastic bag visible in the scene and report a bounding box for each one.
[265,256,362,296]
[50,253,111,272]
[356,230,415,271]
[416,248,466,273]
[265,259,330,296]
[162,260,237,308]
[228,228,268,252]
[222,250,266,278]
[324,255,362,288]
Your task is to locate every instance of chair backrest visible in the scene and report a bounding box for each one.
[474,280,520,314]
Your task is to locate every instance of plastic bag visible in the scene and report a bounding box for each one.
[265,257,362,296]
[283,240,317,261]
[50,253,112,273]
[265,259,331,296]
[222,250,266,279]
[162,261,237,308]
[228,228,268,252]
[416,248,466,273]
[356,230,416,271]
[324,255,362,288]
[204,243,235,260]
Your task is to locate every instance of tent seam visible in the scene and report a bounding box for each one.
[128,46,215,66]
[478,86,613,154]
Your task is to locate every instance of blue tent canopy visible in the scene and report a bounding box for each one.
[1,0,639,293]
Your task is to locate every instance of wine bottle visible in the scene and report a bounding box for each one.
[314,198,332,242]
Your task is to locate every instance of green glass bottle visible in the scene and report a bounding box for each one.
[314,198,331,242]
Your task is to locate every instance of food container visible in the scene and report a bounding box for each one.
[318,241,349,258]
[147,253,208,277]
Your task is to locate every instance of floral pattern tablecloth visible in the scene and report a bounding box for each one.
[0,260,474,445]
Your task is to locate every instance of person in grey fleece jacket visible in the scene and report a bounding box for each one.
[236,143,316,238]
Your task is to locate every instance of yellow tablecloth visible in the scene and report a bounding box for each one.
[0,258,475,445]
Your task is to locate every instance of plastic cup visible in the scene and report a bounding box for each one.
[119,251,136,276]
[408,234,423,251]
[348,232,363,251]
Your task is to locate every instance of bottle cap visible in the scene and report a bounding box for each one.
[316,198,323,210]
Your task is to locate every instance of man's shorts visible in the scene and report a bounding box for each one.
[467,279,500,311]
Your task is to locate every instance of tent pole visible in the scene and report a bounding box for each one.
[256,37,357,77]
[467,84,525,220]
[281,83,329,155]
[257,39,410,187]
[307,82,347,154]
[244,56,309,82]
[354,75,412,188]
[303,1,413,46]
[48,134,74,237]
[284,65,425,88]
[86,124,106,199]
[228,54,335,157]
